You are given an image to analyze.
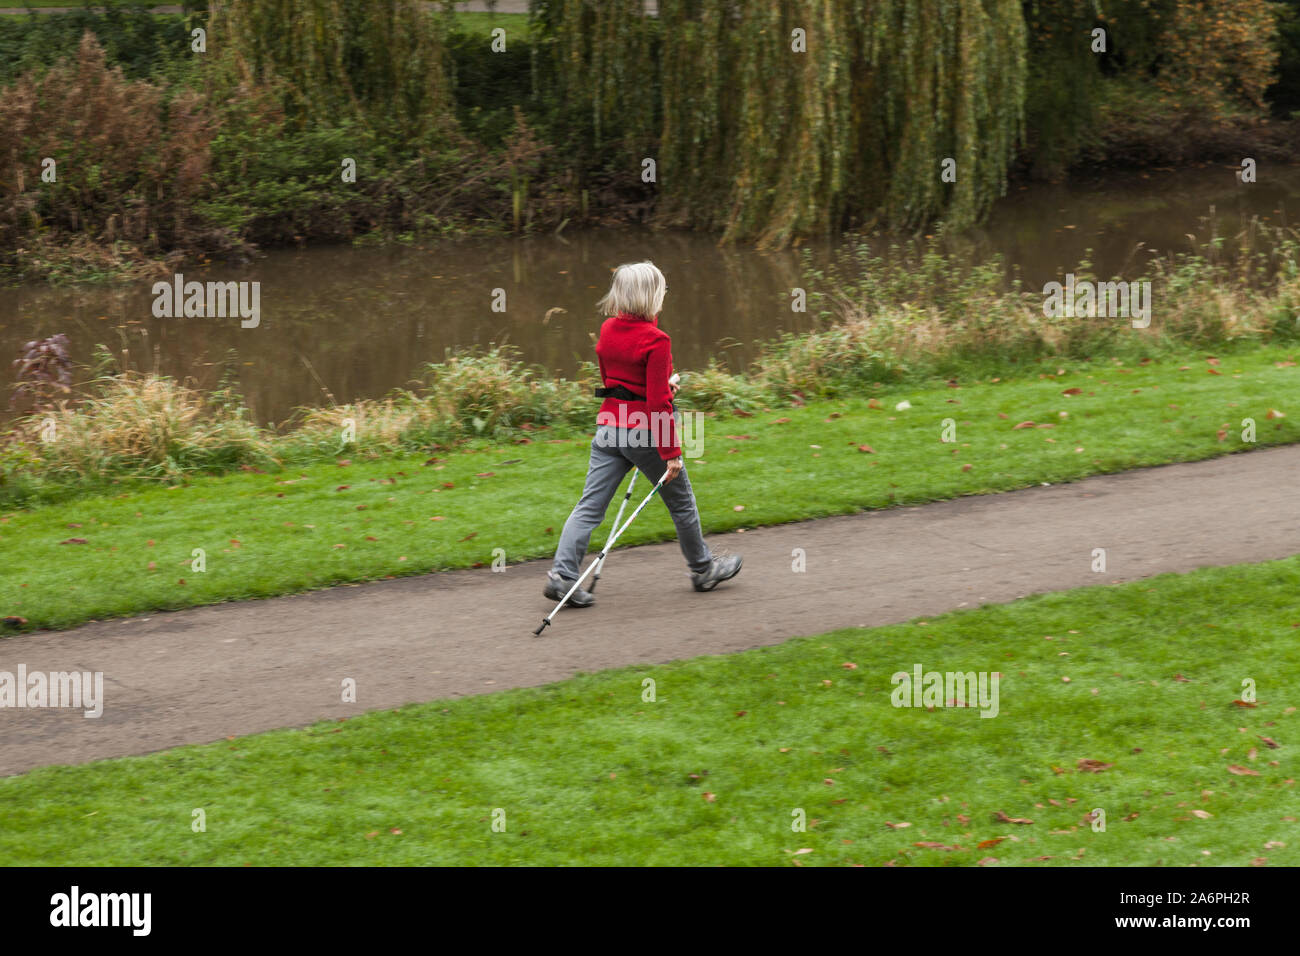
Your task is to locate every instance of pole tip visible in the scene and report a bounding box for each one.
[533,619,550,637]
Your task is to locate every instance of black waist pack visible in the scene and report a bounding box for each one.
[594,384,646,401]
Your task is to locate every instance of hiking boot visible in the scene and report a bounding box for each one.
[691,554,743,592]
[544,570,595,608]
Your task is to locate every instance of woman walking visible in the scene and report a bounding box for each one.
[544,261,742,607]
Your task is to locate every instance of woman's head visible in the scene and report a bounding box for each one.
[598,261,666,319]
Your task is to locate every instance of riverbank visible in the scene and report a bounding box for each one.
[1,1,1296,282]
[4,339,1298,632]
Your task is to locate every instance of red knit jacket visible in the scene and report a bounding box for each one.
[594,312,681,461]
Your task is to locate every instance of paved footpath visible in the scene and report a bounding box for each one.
[2,445,1298,776]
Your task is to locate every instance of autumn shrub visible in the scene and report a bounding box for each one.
[0,33,234,276]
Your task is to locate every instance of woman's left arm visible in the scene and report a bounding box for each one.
[645,336,682,462]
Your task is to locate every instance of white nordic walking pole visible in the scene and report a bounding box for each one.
[534,471,668,636]
[588,470,637,593]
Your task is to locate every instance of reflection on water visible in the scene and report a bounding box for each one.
[2,163,1297,426]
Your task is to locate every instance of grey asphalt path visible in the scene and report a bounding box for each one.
[3,445,1298,776]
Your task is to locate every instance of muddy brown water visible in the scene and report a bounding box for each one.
[3,164,1298,427]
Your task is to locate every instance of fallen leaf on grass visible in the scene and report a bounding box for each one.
[1191,809,1213,819]
[1233,699,1257,708]
[885,821,911,829]
[702,792,716,803]
[1260,736,1280,749]
[1012,421,1035,429]
[976,838,1005,849]
[1228,765,1260,776]
[994,811,1034,825]
[459,532,477,542]
[857,444,875,453]
[913,842,959,850]
[1061,387,1082,396]
[1077,759,1113,773]
[59,538,88,545]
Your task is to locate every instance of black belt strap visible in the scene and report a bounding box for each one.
[594,384,646,401]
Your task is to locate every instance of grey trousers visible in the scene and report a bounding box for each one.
[552,425,713,580]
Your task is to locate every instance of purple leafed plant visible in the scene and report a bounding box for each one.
[11,334,73,412]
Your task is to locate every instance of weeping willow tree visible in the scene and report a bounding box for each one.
[538,0,1027,245]
[206,0,455,142]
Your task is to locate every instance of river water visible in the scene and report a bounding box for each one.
[3,163,1297,426]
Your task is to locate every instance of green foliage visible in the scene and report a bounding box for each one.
[206,0,455,143]
[542,0,1029,244]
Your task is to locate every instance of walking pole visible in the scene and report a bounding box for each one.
[588,470,637,593]
[534,472,667,636]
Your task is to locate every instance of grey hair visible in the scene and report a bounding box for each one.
[597,261,666,319]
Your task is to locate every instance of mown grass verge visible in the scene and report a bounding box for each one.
[1,553,1295,866]
[2,341,1298,632]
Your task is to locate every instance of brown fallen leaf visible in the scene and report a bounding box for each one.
[702,792,716,802]
[976,837,1005,849]
[994,811,1034,825]
[475,472,496,478]
[1233,699,1258,708]
[857,444,875,453]
[1062,387,1083,396]
[59,538,88,545]
[1012,421,1035,429]
[1190,809,1213,819]
[1259,736,1280,749]
[459,532,477,542]
[1228,765,1260,776]
[977,857,999,866]
[1077,759,1113,773]
[913,842,959,850]
[885,821,912,829]
[842,662,858,670]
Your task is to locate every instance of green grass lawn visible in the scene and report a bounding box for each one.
[3,343,1299,632]
[1,554,1295,866]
